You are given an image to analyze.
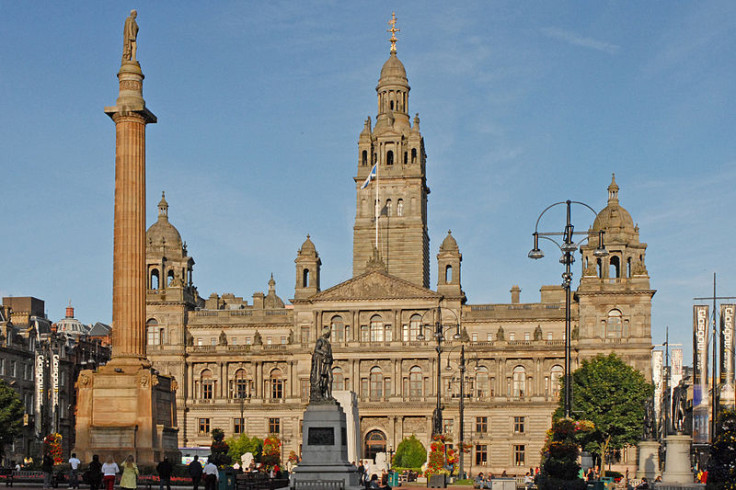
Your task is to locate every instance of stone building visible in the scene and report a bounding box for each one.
[144,39,654,475]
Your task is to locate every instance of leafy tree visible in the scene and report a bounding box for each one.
[393,435,426,470]
[706,409,736,489]
[0,380,24,462]
[554,353,653,476]
[226,434,263,464]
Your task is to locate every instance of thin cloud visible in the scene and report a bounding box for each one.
[541,27,620,55]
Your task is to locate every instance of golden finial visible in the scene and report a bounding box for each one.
[387,12,400,54]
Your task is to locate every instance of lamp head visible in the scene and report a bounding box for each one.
[528,232,544,259]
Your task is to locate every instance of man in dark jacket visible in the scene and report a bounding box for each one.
[188,456,203,490]
[157,457,173,490]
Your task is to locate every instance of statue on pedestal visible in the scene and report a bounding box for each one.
[310,327,333,402]
[672,379,689,434]
[122,10,139,62]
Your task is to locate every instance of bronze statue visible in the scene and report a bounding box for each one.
[672,379,688,434]
[310,327,333,402]
[643,397,655,440]
[122,10,139,62]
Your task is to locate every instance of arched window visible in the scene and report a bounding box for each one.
[409,366,423,397]
[550,365,564,399]
[370,315,384,342]
[302,268,310,288]
[512,366,526,399]
[627,257,632,278]
[609,256,620,279]
[409,314,422,341]
[270,368,284,399]
[370,367,383,400]
[386,199,392,217]
[411,148,417,164]
[146,318,162,346]
[475,366,490,398]
[606,309,623,338]
[151,269,160,290]
[362,150,368,166]
[404,152,408,164]
[200,369,214,400]
[445,265,453,283]
[386,150,394,165]
[233,368,251,399]
[397,199,404,217]
[167,269,175,286]
[331,315,345,343]
[332,367,345,392]
[364,430,387,462]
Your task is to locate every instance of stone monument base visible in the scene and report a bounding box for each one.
[73,360,179,465]
[291,401,361,490]
[636,440,660,479]
[662,434,692,484]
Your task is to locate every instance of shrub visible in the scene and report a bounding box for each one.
[393,435,426,471]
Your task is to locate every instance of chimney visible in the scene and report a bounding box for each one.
[66,305,75,318]
[510,285,521,304]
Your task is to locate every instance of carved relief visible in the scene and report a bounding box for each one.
[402,416,426,433]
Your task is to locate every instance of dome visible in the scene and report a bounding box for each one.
[379,53,408,82]
[55,308,90,337]
[146,191,183,250]
[299,234,317,255]
[264,274,285,309]
[592,174,636,236]
[439,230,459,252]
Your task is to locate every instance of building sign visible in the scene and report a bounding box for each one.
[51,353,60,429]
[693,305,710,443]
[721,304,736,409]
[35,354,44,435]
[651,351,663,419]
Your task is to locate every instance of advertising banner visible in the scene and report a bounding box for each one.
[720,304,736,409]
[693,305,710,443]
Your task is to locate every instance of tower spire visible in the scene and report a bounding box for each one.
[387,12,399,54]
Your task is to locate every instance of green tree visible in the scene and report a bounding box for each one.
[706,408,736,490]
[0,380,24,462]
[554,353,653,476]
[226,434,263,464]
[393,435,427,470]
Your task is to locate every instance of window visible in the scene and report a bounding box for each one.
[146,319,162,345]
[550,365,564,399]
[476,416,488,435]
[403,314,422,341]
[281,336,287,345]
[370,367,383,400]
[269,418,280,434]
[513,445,525,466]
[387,150,394,165]
[361,325,370,342]
[514,416,525,434]
[331,316,345,343]
[444,418,454,436]
[198,418,210,435]
[234,417,245,434]
[201,370,214,399]
[509,332,515,341]
[270,369,284,399]
[409,366,423,398]
[397,199,404,217]
[512,366,526,399]
[524,332,530,341]
[234,369,251,399]
[606,309,623,338]
[370,315,384,342]
[609,256,620,279]
[302,268,310,288]
[10,361,16,378]
[487,333,493,341]
[411,148,417,164]
[445,265,452,283]
[475,367,489,398]
[301,326,310,344]
[300,379,309,401]
[386,199,392,217]
[332,367,345,391]
[362,150,368,166]
[150,268,159,290]
[475,445,488,466]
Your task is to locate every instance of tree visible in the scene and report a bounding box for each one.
[226,434,263,464]
[554,353,653,476]
[706,408,736,489]
[0,380,24,462]
[393,435,426,471]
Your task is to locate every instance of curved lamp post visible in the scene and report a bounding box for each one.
[418,307,461,436]
[529,200,607,419]
[444,343,478,480]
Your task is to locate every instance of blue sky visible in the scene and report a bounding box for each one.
[2,2,735,366]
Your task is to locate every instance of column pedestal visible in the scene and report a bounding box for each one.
[636,440,660,479]
[662,434,692,484]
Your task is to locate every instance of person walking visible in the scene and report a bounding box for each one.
[188,455,203,490]
[120,455,139,490]
[87,455,103,490]
[68,453,82,489]
[41,453,54,490]
[101,456,119,490]
[156,457,173,490]
[203,457,218,490]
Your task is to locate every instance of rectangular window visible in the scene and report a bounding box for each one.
[198,418,210,435]
[514,416,525,434]
[10,361,16,378]
[197,338,203,346]
[547,333,553,341]
[476,416,488,435]
[272,379,284,399]
[234,417,245,434]
[384,378,391,397]
[202,381,213,400]
[475,445,488,466]
[0,358,4,375]
[513,445,525,466]
[147,327,160,346]
[232,337,238,345]
[524,332,530,341]
[487,333,493,341]
[402,324,409,342]
[267,337,272,345]
[281,336,287,345]
[444,418,454,436]
[246,337,252,345]
[269,418,280,434]
[509,332,515,341]
[361,325,369,342]
[472,333,478,342]
[361,378,369,398]
[211,337,216,346]
[300,379,309,401]
[384,325,392,342]
[301,327,310,344]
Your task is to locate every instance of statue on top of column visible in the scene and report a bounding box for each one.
[122,10,139,62]
[309,326,334,403]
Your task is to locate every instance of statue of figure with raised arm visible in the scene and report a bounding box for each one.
[310,326,333,402]
[122,10,139,62]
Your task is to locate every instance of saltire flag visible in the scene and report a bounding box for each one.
[361,165,377,189]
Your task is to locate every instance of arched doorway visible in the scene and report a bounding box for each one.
[364,430,387,462]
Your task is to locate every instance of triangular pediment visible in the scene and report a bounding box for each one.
[310,270,441,302]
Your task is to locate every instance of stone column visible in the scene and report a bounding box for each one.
[105,60,156,366]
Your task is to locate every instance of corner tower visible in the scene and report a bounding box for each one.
[353,14,430,288]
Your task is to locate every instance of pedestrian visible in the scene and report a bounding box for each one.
[69,453,82,489]
[188,455,203,490]
[120,455,139,490]
[203,457,218,490]
[156,457,173,490]
[87,455,103,490]
[42,453,54,490]
[101,456,119,490]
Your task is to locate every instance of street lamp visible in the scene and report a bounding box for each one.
[417,307,461,436]
[444,344,472,479]
[529,200,607,419]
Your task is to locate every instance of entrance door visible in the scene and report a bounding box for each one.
[364,430,387,462]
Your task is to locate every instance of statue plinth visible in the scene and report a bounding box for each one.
[291,401,361,490]
[662,434,692,484]
[636,440,660,479]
